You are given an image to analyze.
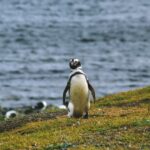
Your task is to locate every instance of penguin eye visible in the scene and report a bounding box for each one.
[71,62,75,66]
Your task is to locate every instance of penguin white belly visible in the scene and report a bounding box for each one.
[69,74,89,117]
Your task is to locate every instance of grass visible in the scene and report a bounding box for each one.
[0,86,150,150]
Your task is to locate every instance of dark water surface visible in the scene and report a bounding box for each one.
[0,0,150,108]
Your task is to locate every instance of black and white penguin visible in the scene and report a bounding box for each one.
[63,58,96,118]
[5,110,18,120]
[34,101,47,112]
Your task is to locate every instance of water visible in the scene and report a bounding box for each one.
[0,0,150,108]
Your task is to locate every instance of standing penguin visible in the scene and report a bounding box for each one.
[63,58,96,118]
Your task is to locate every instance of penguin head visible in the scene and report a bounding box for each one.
[34,101,47,111]
[69,58,81,69]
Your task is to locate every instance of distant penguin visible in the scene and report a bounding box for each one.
[5,110,18,120]
[63,58,96,118]
[34,101,47,112]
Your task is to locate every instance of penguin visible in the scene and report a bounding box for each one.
[63,58,96,118]
[34,101,47,112]
[5,110,18,120]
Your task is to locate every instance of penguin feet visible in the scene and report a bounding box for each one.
[67,113,72,118]
[83,112,88,119]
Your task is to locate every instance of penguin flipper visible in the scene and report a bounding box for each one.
[87,81,96,103]
[63,81,70,106]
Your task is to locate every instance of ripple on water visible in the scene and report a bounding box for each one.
[0,0,150,107]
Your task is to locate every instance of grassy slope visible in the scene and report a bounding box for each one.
[0,87,150,150]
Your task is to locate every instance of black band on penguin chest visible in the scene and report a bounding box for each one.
[69,71,86,84]
[67,71,87,90]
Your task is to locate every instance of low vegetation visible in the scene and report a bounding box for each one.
[0,86,150,150]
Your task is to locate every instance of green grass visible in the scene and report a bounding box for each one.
[0,86,150,150]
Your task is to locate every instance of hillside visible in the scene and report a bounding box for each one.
[0,87,150,150]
